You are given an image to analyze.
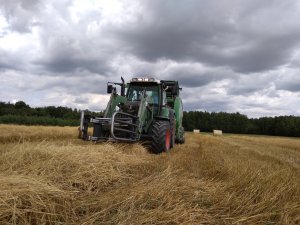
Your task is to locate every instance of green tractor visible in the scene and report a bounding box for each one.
[79,77,185,153]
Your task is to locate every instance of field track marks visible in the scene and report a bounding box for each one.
[218,135,300,170]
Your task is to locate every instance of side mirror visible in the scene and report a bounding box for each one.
[107,84,113,94]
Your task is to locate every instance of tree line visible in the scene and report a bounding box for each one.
[1,101,300,137]
[183,111,300,137]
[0,101,100,126]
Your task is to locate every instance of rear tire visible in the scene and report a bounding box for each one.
[170,118,175,148]
[179,127,185,144]
[150,121,171,154]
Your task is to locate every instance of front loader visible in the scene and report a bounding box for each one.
[79,77,185,153]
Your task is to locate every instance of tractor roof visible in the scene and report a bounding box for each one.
[130,78,179,85]
[130,77,159,83]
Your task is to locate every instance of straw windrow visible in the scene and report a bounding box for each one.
[0,125,299,224]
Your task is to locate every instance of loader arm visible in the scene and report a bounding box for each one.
[137,91,154,134]
[104,93,127,118]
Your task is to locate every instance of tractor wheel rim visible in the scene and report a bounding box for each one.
[165,129,171,150]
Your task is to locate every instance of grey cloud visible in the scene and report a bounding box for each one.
[1,0,300,117]
[110,0,300,73]
[0,0,42,33]
[36,53,109,75]
[278,83,300,92]
[228,33,300,73]
[184,98,232,112]
[163,64,234,88]
[74,96,89,104]
[276,79,300,92]
[28,4,113,75]
[0,49,24,71]
[34,36,111,75]
[180,85,233,112]
[35,74,109,95]
[226,73,274,96]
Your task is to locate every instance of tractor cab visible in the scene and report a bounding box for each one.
[126,78,163,116]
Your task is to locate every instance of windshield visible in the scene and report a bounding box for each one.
[127,85,159,105]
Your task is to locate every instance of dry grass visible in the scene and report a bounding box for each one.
[0,125,78,144]
[0,124,299,224]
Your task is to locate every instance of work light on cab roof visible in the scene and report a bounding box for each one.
[130,77,157,82]
[79,76,185,154]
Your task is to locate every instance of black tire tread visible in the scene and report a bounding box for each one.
[179,127,185,144]
[151,121,170,154]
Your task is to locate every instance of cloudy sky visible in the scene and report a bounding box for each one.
[1,0,300,117]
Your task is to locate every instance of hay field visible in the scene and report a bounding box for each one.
[0,125,299,225]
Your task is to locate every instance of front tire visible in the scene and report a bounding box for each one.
[150,121,171,154]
